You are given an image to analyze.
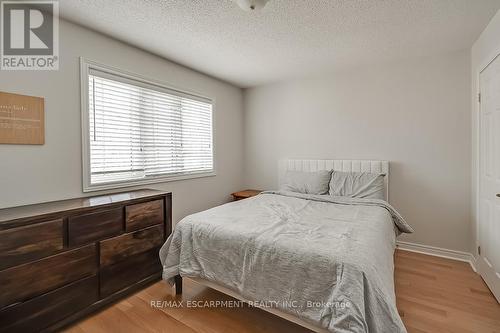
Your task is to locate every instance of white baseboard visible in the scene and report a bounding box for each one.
[396,241,477,272]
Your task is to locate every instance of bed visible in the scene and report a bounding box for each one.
[159,159,413,333]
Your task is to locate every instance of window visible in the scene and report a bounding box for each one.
[81,59,214,191]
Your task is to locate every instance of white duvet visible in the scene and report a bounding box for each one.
[159,191,413,332]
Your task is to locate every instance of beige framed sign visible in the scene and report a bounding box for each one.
[0,91,45,144]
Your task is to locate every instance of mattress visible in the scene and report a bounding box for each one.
[159,191,413,332]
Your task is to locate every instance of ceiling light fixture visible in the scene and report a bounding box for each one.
[234,0,270,11]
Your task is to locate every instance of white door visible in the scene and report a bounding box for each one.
[479,54,500,303]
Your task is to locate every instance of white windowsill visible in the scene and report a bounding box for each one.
[83,171,216,192]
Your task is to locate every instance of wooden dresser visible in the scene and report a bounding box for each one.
[0,189,172,333]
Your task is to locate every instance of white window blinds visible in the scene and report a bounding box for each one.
[87,69,213,187]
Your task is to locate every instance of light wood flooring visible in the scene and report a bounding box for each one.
[65,250,500,333]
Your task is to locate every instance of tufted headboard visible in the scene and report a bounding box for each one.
[278,159,390,201]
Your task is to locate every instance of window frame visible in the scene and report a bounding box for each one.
[80,58,216,192]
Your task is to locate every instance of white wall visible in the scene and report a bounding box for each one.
[0,15,482,254]
[0,20,244,225]
[244,50,471,252]
[471,9,500,256]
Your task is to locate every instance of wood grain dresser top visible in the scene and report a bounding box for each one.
[0,189,170,227]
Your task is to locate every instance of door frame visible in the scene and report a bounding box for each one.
[475,47,500,281]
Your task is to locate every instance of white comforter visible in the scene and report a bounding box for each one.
[160,191,412,333]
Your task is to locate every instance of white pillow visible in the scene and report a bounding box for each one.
[329,171,385,199]
[280,170,332,195]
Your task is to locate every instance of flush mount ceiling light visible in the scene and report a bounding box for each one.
[234,0,270,11]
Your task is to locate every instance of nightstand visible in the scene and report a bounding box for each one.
[231,189,262,201]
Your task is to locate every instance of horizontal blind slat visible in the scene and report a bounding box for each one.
[88,72,213,185]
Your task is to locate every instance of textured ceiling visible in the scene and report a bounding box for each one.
[60,0,500,87]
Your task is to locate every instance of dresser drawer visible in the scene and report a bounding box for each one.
[0,276,98,333]
[100,224,164,267]
[0,219,63,270]
[125,199,163,232]
[0,244,97,309]
[68,208,123,246]
[100,247,161,298]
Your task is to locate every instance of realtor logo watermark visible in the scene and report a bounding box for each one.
[1,0,59,70]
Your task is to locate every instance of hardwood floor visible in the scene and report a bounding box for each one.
[395,250,500,333]
[65,250,500,333]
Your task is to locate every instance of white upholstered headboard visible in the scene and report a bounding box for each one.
[278,159,390,201]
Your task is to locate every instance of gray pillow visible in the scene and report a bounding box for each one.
[329,171,385,199]
[280,170,332,195]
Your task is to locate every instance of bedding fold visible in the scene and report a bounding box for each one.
[264,190,414,234]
